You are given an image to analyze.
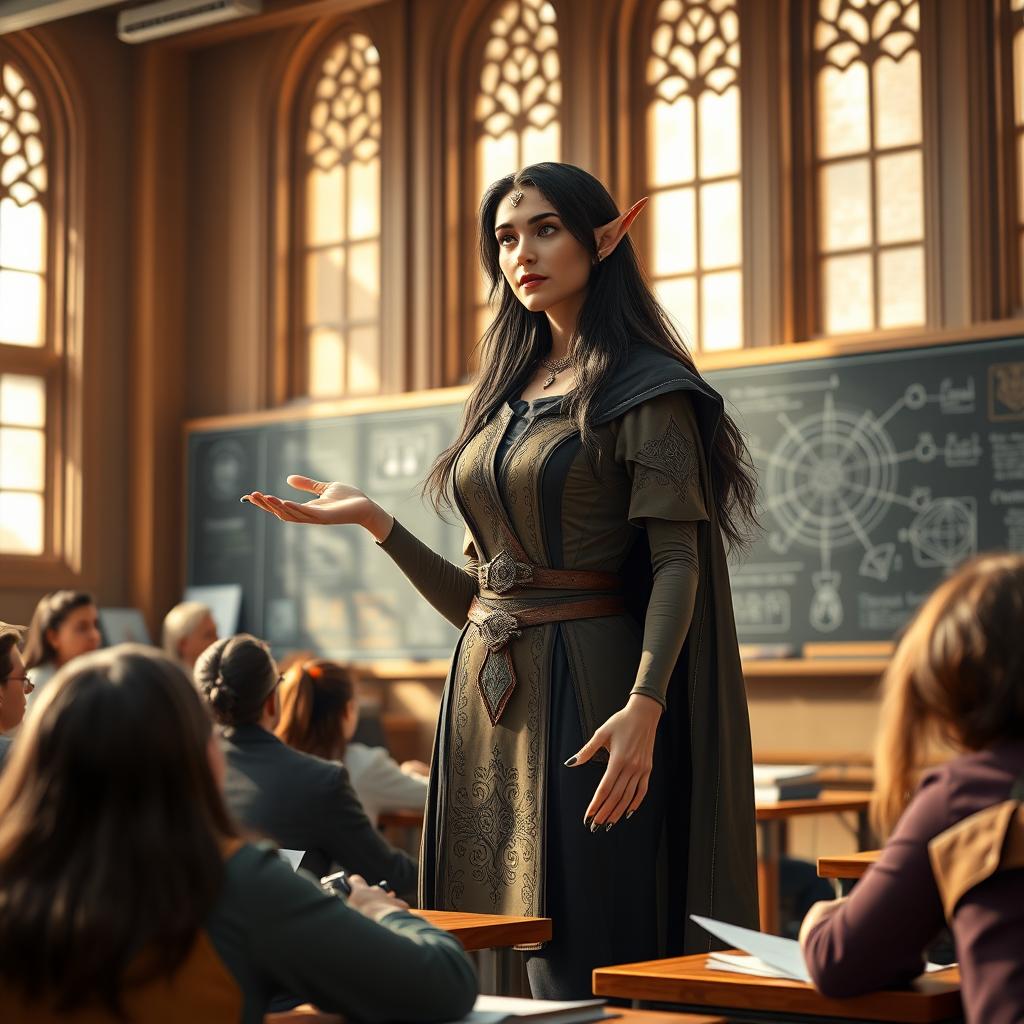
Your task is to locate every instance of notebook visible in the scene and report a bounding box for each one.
[452,996,613,1024]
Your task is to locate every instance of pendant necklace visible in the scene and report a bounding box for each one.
[539,354,572,389]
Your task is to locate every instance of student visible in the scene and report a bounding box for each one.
[276,659,429,825]
[22,590,101,715]
[800,553,1024,1024]
[0,644,476,1023]
[195,635,418,895]
[162,601,219,673]
[0,623,29,766]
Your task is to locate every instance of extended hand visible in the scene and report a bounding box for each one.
[242,475,392,538]
[566,693,663,829]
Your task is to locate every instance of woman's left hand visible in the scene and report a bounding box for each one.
[566,693,663,829]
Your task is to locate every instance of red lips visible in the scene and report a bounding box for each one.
[519,274,547,288]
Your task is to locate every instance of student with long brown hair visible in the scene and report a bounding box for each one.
[243,162,759,997]
[21,590,101,715]
[0,645,476,1023]
[800,553,1024,1023]
[276,659,428,824]
[0,624,29,764]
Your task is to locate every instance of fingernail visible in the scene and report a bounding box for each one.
[590,820,599,833]
[240,496,250,503]
[584,815,593,829]
[604,822,614,832]
[626,810,635,820]
[564,756,577,767]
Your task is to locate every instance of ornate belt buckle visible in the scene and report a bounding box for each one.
[481,549,534,594]
[477,607,522,651]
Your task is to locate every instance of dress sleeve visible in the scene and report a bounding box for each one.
[614,391,708,706]
[231,845,478,1022]
[802,772,952,997]
[377,519,479,628]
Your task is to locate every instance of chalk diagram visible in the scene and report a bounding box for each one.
[753,380,979,633]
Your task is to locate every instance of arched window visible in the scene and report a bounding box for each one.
[470,0,562,342]
[0,53,51,557]
[642,0,742,352]
[298,30,382,398]
[812,0,925,336]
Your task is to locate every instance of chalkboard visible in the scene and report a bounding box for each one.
[187,334,1024,658]
[186,401,466,660]
[705,335,1024,649]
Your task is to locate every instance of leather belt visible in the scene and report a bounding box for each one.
[476,549,621,594]
[468,595,626,652]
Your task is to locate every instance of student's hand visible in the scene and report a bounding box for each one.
[345,873,410,923]
[400,759,430,778]
[798,896,846,946]
[241,475,395,541]
[566,693,663,829]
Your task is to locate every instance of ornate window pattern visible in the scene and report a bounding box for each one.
[471,0,562,342]
[0,56,49,555]
[644,0,742,352]
[1008,0,1024,306]
[812,0,925,336]
[300,31,382,397]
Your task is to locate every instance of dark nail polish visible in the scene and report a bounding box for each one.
[590,820,599,833]
[564,756,577,767]
[604,822,615,832]
[626,810,634,820]
[240,496,250,503]
[584,816,593,829]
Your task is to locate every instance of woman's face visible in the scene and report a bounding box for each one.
[47,604,102,666]
[494,186,592,316]
[180,613,218,669]
[0,646,28,732]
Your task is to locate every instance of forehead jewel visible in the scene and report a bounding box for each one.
[509,189,524,207]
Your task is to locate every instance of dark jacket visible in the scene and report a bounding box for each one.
[0,734,11,770]
[220,724,417,898]
[804,740,1024,1024]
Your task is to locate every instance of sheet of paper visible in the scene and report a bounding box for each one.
[277,848,305,871]
[451,996,611,1024]
[707,952,795,980]
[690,914,812,983]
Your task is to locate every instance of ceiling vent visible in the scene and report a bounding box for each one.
[116,0,260,43]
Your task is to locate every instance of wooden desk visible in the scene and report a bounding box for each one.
[817,849,881,880]
[378,808,425,856]
[378,808,426,829]
[756,792,872,936]
[414,909,551,997]
[614,1008,727,1024]
[593,953,962,1023]
[413,909,551,951]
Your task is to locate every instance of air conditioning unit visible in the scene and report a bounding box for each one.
[117,0,261,43]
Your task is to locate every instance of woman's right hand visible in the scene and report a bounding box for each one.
[242,475,394,541]
[345,873,410,923]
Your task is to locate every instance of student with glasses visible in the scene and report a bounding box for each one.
[0,623,30,767]
[195,635,417,896]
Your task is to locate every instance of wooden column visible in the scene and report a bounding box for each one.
[130,45,188,636]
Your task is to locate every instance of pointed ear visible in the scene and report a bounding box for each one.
[594,197,648,262]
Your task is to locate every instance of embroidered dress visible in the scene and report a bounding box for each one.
[380,345,758,996]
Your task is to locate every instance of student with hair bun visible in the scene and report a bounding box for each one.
[0,644,476,1023]
[801,553,1024,1024]
[276,659,428,824]
[195,635,417,895]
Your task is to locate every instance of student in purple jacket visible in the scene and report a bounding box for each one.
[800,553,1024,1024]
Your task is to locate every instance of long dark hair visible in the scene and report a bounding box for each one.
[22,590,95,670]
[275,659,357,760]
[194,633,278,727]
[423,162,757,550]
[873,553,1024,837]
[0,644,239,1014]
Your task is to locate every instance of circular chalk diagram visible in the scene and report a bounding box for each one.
[767,397,898,550]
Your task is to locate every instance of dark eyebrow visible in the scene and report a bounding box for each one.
[494,211,561,233]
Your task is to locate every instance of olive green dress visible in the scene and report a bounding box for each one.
[380,344,758,996]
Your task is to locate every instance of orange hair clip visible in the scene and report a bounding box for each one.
[305,664,324,679]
